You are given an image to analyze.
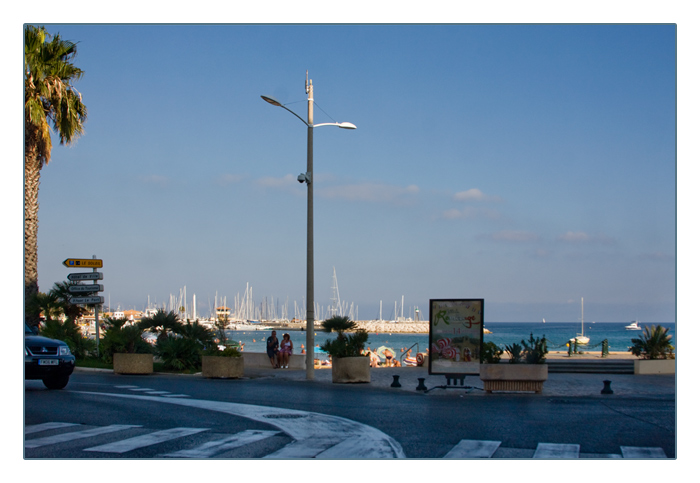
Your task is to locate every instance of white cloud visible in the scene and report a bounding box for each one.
[216,173,244,186]
[453,188,501,202]
[256,174,297,188]
[440,206,501,220]
[138,174,169,186]
[558,231,615,244]
[484,230,540,242]
[318,183,419,204]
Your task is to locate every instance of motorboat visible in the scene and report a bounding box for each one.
[625,320,642,330]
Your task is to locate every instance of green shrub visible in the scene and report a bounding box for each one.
[155,335,202,371]
[629,325,675,360]
[100,317,152,363]
[320,315,369,359]
[481,341,503,363]
[521,333,548,364]
[505,342,523,364]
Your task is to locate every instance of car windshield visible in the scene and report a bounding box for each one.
[25,323,36,335]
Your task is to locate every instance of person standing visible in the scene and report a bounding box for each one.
[267,330,280,368]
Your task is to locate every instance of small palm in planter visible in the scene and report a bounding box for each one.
[320,316,370,383]
[201,345,244,379]
[101,317,154,374]
[629,325,675,374]
[629,325,675,359]
[480,333,548,393]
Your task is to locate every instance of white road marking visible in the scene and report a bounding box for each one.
[25,422,79,435]
[25,425,141,448]
[621,446,667,458]
[444,439,501,458]
[163,430,280,458]
[74,391,405,458]
[84,427,209,453]
[534,443,580,458]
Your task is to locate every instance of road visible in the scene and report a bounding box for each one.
[24,370,675,459]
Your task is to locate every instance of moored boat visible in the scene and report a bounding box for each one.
[625,320,642,330]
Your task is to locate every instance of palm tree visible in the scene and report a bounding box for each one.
[141,309,184,343]
[24,25,87,324]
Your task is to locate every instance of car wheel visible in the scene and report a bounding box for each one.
[42,376,70,390]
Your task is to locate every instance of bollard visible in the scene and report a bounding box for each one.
[416,377,427,391]
[601,339,609,358]
[391,375,401,388]
[601,380,613,395]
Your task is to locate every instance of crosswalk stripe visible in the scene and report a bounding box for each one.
[444,439,501,458]
[25,425,141,448]
[264,439,340,458]
[620,446,667,458]
[25,422,79,435]
[163,430,280,458]
[84,427,209,453]
[534,443,580,458]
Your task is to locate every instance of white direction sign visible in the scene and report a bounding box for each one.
[68,284,104,293]
[68,272,103,281]
[69,296,104,305]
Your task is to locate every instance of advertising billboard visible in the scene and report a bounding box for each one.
[429,299,484,375]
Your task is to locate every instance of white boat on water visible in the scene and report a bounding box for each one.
[625,320,642,330]
[575,297,590,344]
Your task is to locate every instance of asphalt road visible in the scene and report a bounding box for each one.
[24,370,676,459]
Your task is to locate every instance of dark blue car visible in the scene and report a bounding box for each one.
[24,324,75,389]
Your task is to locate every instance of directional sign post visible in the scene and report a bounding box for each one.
[68,296,105,305]
[67,272,103,281]
[63,258,103,268]
[64,256,104,355]
[68,284,104,294]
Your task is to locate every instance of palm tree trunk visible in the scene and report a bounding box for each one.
[24,131,42,325]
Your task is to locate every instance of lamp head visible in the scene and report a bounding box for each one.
[261,95,283,107]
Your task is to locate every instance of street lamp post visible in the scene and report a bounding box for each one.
[262,72,356,380]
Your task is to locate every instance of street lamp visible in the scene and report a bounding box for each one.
[261,72,356,380]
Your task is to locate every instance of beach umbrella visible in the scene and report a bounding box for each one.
[377,346,395,359]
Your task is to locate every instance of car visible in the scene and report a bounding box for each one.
[24,323,75,389]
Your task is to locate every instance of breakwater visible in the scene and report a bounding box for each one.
[265,320,429,334]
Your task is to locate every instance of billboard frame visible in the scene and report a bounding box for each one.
[428,298,484,376]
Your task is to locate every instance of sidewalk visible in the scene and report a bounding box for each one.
[243,357,676,398]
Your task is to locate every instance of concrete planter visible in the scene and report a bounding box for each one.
[634,359,675,375]
[331,356,371,383]
[201,356,244,379]
[113,353,153,375]
[479,363,548,393]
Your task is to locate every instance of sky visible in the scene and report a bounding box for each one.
[17,22,680,323]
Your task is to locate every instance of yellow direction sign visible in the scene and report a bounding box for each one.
[63,258,103,268]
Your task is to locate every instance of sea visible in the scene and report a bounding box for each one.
[224,321,676,357]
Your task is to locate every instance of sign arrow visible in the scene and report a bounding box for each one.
[68,284,104,293]
[68,272,103,281]
[69,296,104,305]
[63,258,103,268]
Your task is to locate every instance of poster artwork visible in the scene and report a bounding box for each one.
[429,299,484,375]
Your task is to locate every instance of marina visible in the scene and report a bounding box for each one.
[221,321,676,360]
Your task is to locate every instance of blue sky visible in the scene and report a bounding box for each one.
[22,23,678,322]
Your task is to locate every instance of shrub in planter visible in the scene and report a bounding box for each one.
[629,325,675,360]
[155,335,202,372]
[481,341,503,364]
[100,317,152,364]
[320,316,370,383]
[201,346,243,378]
[521,333,548,364]
[480,334,548,393]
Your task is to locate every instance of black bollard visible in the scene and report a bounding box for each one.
[391,375,401,388]
[601,380,613,395]
[416,377,427,391]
